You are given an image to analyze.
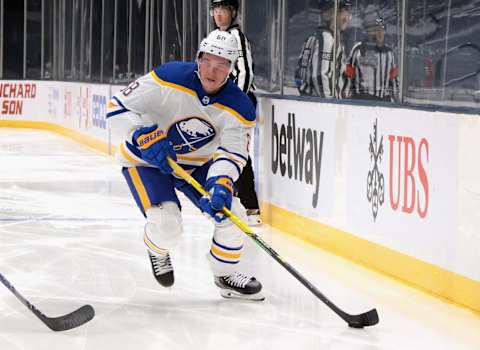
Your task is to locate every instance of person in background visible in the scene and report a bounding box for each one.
[106,30,264,301]
[295,0,352,98]
[211,0,262,226]
[345,16,399,102]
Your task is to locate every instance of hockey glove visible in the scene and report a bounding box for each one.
[133,124,176,174]
[199,176,234,223]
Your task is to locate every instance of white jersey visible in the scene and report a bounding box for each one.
[106,61,256,182]
[225,24,254,94]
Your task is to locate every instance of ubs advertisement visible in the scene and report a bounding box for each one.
[258,98,337,219]
[346,107,458,268]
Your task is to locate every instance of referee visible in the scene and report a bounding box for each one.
[210,0,262,226]
[345,16,399,102]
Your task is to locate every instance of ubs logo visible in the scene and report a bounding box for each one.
[367,119,385,221]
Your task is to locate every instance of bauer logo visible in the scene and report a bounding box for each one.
[167,117,216,154]
[366,119,385,221]
[270,106,324,208]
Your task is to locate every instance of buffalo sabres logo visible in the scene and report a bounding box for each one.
[167,117,216,154]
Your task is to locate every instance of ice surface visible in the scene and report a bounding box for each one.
[0,129,479,350]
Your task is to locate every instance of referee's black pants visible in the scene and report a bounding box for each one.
[235,156,260,211]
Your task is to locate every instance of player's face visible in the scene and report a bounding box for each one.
[198,53,231,94]
[213,6,234,29]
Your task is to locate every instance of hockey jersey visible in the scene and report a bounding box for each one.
[106,61,256,182]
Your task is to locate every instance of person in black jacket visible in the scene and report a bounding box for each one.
[211,0,262,226]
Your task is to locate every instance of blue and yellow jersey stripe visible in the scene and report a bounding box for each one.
[106,96,130,119]
[150,70,198,98]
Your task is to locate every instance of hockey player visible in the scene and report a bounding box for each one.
[295,0,352,98]
[106,30,264,301]
[345,16,399,102]
[210,0,262,226]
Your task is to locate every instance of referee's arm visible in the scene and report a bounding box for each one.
[231,28,254,93]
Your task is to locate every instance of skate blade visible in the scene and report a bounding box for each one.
[247,215,262,227]
[219,289,265,301]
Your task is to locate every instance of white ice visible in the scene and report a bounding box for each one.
[0,128,479,350]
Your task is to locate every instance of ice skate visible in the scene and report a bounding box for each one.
[246,209,262,226]
[148,250,174,287]
[214,272,264,301]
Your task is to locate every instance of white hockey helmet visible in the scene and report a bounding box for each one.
[197,29,239,72]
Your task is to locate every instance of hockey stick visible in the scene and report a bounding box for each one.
[0,273,95,331]
[167,157,379,328]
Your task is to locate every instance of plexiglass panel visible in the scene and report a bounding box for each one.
[90,0,102,81]
[102,0,114,82]
[404,0,480,108]
[285,0,356,98]
[79,0,91,80]
[3,1,24,78]
[164,0,183,62]
[130,0,147,78]
[26,0,41,78]
[342,0,401,103]
[149,0,162,69]
[185,0,199,61]
[1,0,479,112]
[244,0,281,94]
[114,0,129,83]
[61,0,73,80]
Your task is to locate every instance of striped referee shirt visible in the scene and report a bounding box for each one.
[220,24,255,95]
[346,41,399,102]
[298,27,347,98]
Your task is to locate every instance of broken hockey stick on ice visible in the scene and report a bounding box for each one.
[0,272,95,331]
[167,157,379,328]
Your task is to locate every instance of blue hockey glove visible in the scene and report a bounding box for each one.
[133,124,176,174]
[199,176,234,223]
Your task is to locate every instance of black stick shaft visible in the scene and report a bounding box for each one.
[0,272,95,331]
[250,233,352,319]
[249,232,378,327]
[167,158,379,327]
[0,272,47,318]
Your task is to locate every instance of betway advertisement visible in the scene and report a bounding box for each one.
[258,99,337,219]
[345,107,458,267]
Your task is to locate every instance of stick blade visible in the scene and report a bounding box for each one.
[347,308,379,328]
[42,305,95,331]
